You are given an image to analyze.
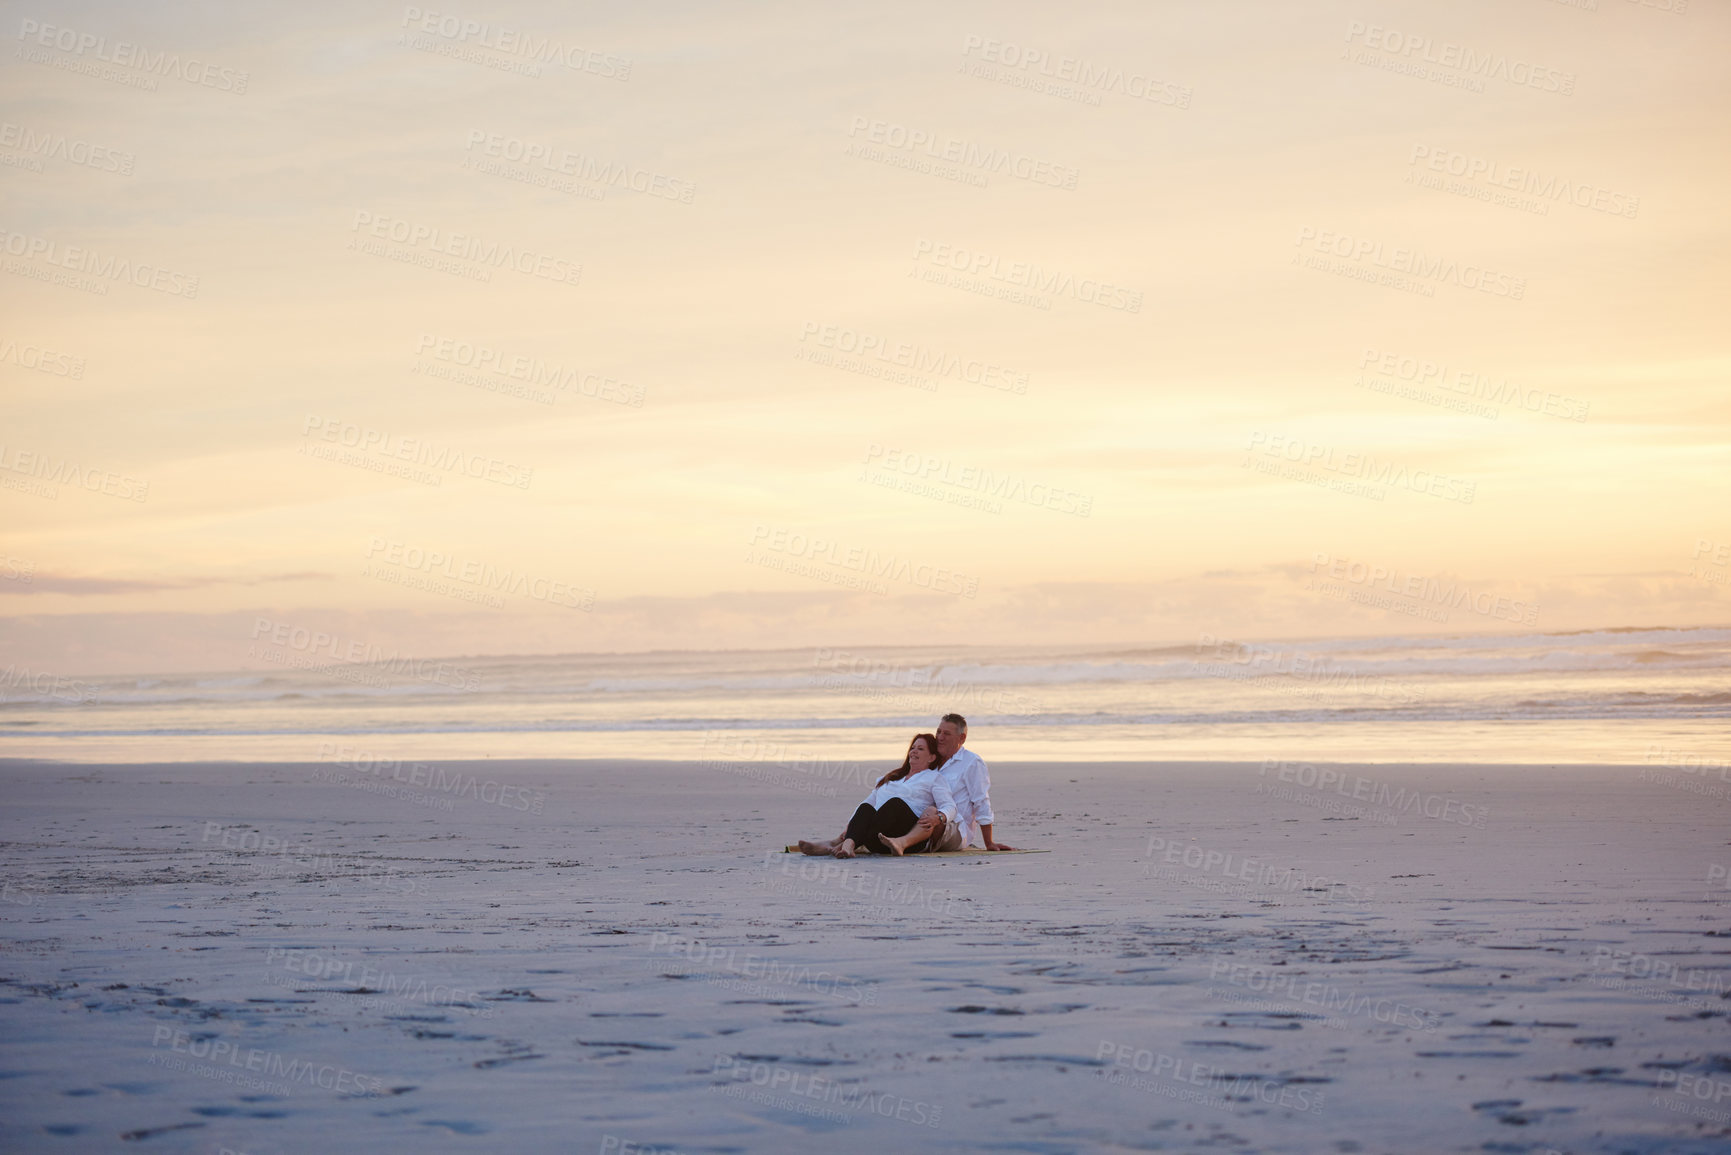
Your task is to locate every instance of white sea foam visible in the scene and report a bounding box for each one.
[1,627,1726,763]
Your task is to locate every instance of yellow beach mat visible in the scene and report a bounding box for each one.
[783,845,1049,855]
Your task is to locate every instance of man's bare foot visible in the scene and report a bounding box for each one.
[797,839,834,856]
[878,833,907,856]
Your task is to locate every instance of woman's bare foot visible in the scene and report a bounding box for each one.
[797,839,834,856]
[878,832,907,856]
[835,839,857,859]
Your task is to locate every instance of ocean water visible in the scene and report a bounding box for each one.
[1,626,1727,767]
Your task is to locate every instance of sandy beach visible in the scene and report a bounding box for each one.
[1,756,1727,1154]
[6,1,1728,1150]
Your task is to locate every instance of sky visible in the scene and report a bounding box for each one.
[1,0,1727,675]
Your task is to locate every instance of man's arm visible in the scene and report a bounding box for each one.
[906,772,958,852]
[930,777,958,825]
[968,759,1012,850]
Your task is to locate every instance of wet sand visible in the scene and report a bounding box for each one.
[0,757,1727,1153]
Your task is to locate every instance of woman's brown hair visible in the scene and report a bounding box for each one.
[876,732,940,787]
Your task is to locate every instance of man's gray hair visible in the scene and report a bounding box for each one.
[940,713,967,735]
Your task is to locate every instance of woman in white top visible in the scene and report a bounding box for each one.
[798,733,957,858]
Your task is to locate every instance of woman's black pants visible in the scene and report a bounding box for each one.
[844,798,919,853]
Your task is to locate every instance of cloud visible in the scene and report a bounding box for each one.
[0,572,331,596]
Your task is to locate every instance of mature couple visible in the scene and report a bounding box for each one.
[798,713,1013,858]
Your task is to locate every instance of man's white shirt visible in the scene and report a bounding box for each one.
[936,747,994,847]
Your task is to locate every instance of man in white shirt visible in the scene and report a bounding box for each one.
[908,713,1013,852]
